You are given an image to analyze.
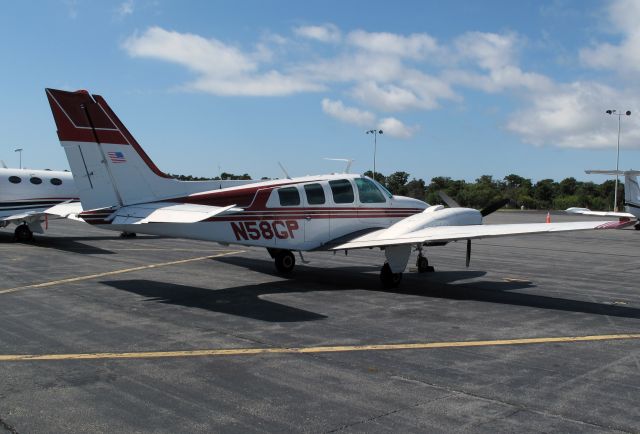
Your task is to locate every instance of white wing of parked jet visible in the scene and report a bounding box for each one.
[1,201,84,232]
[565,207,636,219]
[331,220,629,250]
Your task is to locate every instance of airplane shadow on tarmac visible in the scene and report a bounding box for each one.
[103,279,329,322]
[0,231,166,255]
[103,255,640,322]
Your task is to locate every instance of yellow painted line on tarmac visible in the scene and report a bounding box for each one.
[0,334,638,362]
[0,250,244,295]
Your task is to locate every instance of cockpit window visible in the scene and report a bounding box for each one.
[304,183,325,205]
[355,178,386,203]
[371,178,393,198]
[278,187,300,206]
[50,178,63,186]
[329,179,354,204]
[8,176,21,184]
[30,177,42,185]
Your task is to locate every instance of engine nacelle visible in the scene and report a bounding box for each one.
[383,206,483,237]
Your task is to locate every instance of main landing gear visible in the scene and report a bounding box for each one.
[635,222,640,231]
[380,263,402,289]
[267,248,296,274]
[14,224,33,243]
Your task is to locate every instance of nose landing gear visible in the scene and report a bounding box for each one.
[380,262,402,289]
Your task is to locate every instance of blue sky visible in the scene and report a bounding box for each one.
[1,0,639,182]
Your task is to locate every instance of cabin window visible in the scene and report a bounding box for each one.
[355,178,386,203]
[50,178,63,186]
[30,177,42,185]
[278,187,300,206]
[304,183,325,205]
[329,179,354,204]
[8,176,21,184]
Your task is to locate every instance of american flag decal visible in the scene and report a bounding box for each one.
[107,151,126,163]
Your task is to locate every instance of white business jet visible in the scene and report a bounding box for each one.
[0,165,82,241]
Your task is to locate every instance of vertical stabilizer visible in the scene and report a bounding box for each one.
[624,171,640,208]
[45,88,256,211]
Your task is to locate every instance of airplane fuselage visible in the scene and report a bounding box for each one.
[0,168,77,221]
[80,174,429,250]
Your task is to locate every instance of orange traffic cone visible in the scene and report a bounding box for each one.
[546,211,551,223]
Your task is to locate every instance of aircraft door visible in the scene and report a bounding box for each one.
[302,183,330,248]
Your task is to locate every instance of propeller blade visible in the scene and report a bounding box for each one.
[480,198,511,217]
[438,191,460,208]
[466,239,471,267]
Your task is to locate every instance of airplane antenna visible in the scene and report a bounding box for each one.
[324,158,354,173]
[278,161,291,179]
[0,160,7,169]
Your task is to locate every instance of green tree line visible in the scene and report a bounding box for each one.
[170,170,623,211]
[364,171,623,211]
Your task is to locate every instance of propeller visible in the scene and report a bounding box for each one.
[466,239,471,267]
[480,198,511,217]
[437,191,460,208]
[467,198,512,267]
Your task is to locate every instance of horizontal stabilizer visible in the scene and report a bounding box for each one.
[110,202,242,225]
[331,220,633,250]
[586,170,640,176]
[565,207,636,219]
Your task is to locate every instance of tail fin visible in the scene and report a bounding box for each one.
[585,169,640,209]
[624,172,640,207]
[46,89,253,210]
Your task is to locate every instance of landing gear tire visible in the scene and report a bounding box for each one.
[416,255,434,273]
[120,231,137,238]
[380,262,402,289]
[14,224,33,243]
[274,250,295,274]
[635,223,640,231]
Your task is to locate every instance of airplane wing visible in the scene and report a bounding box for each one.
[1,202,84,226]
[109,202,242,225]
[331,220,631,250]
[565,207,636,219]
[44,202,84,221]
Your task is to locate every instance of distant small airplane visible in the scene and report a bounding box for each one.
[45,88,632,288]
[0,167,82,241]
[566,170,640,230]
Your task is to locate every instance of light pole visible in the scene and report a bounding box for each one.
[14,148,23,169]
[365,129,383,180]
[605,109,631,211]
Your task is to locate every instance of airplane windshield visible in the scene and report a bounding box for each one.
[369,178,393,198]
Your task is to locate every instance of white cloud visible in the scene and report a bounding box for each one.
[321,99,376,127]
[121,21,640,149]
[346,30,439,59]
[294,24,341,43]
[579,0,640,73]
[123,27,322,96]
[506,81,640,149]
[378,117,418,139]
[117,0,134,17]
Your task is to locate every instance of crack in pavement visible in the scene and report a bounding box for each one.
[0,416,18,434]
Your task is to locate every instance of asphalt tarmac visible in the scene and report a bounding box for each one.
[0,211,638,433]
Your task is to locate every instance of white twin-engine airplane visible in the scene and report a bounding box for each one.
[45,88,631,288]
[0,166,82,241]
[566,170,640,230]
